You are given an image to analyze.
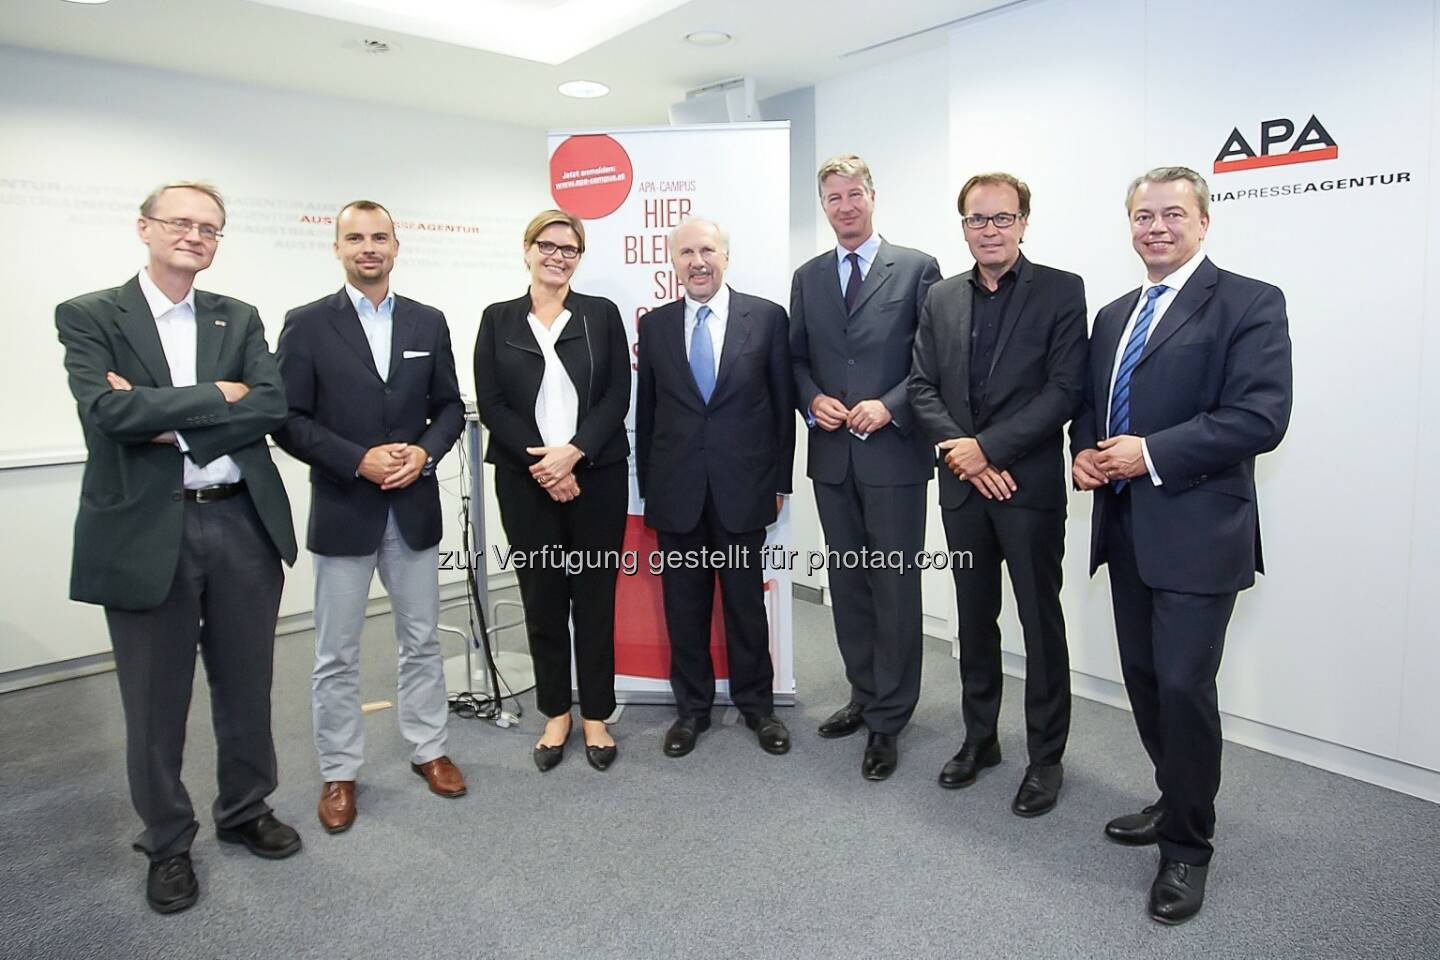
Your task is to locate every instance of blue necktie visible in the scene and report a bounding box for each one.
[690,304,716,403]
[1108,284,1167,491]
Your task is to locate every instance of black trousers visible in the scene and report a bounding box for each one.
[812,473,927,735]
[942,498,1070,765]
[655,488,773,719]
[1106,489,1235,866]
[105,493,283,861]
[494,461,628,720]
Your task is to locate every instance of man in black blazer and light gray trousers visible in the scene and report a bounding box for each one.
[636,216,796,759]
[908,172,1087,817]
[275,200,467,835]
[790,155,942,780]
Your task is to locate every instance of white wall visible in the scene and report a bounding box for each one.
[808,0,1440,795]
[0,46,547,674]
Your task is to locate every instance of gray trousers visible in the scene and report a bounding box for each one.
[312,510,448,781]
[105,493,283,861]
[812,473,928,736]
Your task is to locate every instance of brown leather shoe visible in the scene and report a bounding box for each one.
[318,781,356,834]
[411,756,467,798]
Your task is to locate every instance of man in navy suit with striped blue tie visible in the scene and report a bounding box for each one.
[1071,167,1292,925]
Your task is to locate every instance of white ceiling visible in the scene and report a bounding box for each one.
[0,0,1014,128]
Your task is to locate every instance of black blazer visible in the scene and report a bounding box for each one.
[274,288,465,557]
[56,277,297,610]
[1070,257,1293,594]
[908,256,1088,510]
[790,238,943,487]
[472,289,631,476]
[635,288,795,534]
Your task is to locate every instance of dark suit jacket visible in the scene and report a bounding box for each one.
[908,256,1088,510]
[472,289,631,476]
[274,288,464,557]
[635,288,795,534]
[790,238,942,486]
[56,276,297,611]
[1070,257,1292,594]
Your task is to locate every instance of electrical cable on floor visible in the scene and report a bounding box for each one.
[446,429,531,725]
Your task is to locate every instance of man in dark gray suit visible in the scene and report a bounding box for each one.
[908,173,1087,816]
[56,181,301,915]
[791,154,942,780]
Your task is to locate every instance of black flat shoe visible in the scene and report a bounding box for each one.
[585,744,617,771]
[1149,858,1209,925]
[663,716,711,757]
[1011,762,1063,817]
[533,742,565,772]
[146,853,198,914]
[1106,804,1162,845]
[744,713,792,755]
[216,812,302,860]
[818,701,866,739]
[938,739,1001,789]
[862,731,898,781]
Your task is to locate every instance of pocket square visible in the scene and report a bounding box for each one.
[402,350,431,359]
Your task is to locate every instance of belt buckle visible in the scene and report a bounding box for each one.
[192,486,215,504]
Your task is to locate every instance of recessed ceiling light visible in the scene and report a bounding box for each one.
[61,0,112,5]
[356,37,392,54]
[685,30,732,47]
[558,80,610,99]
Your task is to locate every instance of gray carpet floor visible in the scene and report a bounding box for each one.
[1,590,1437,960]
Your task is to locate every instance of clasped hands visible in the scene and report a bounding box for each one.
[1072,435,1146,490]
[809,394,892,435]
[359,443,428,490]
[526,443,583,503]
[106,370,249,446]
[937,437,1016,501]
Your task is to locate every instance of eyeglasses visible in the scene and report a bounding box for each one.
[146,216,223,241]
[534,240,580,260]
[961,212,1021,230]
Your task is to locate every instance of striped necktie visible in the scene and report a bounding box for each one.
[1108,284,1167,490]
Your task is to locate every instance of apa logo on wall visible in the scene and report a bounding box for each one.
[1213,115,1337,174]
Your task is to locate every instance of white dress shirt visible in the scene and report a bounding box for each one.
[836,232,881,295]
[1105,248,1209,486]
[345,282,394,380]
[683,282,731,377]
[137,268,242,488]
[527,308,580,448]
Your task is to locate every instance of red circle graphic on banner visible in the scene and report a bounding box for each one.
[549,135,634,220]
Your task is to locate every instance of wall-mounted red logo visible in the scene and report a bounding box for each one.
[549,134,634,219]
[1214,115,1338,174]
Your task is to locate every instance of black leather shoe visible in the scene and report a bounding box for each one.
[861,731,898,781]
[817,701,866,739]
[1106,804,1162,845]
[1149,858,1208,925]
[938,739,1000,788]
[146,853,198,914]
[744,714,791,755]
[1011,762,1063,817]
[585,744,617,771]
[216,812,302,860]
[533,742,565,772]
[663,716,711,758]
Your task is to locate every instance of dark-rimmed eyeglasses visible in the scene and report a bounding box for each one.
[961,212,1021,230]
[535,240,580,260]
[145,216,223,241]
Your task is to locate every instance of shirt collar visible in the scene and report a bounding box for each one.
[345,282,394,316]
[968,252,1025,291]
[685,283,731,323]
[137,268,195,319]
[1144,248,1207,297]
[836,232,881,266]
